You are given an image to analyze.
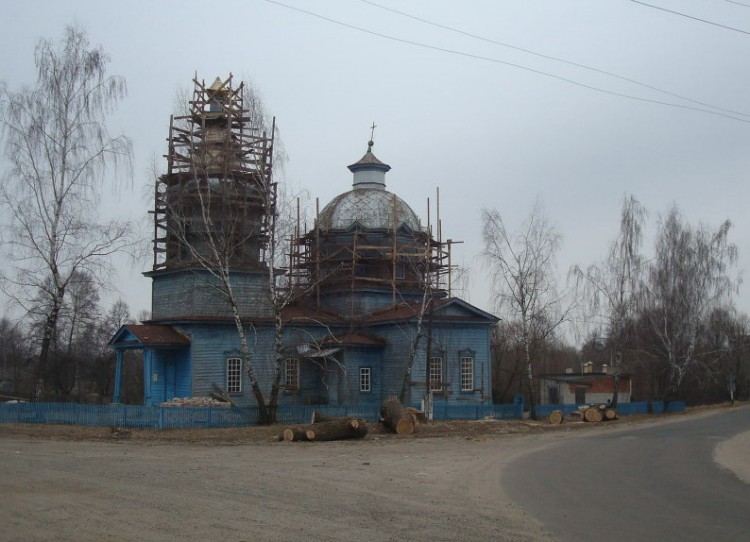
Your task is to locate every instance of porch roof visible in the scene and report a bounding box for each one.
[324,332,387,347]
[109,324,191,349]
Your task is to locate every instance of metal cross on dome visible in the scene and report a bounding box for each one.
[368,122,377,151]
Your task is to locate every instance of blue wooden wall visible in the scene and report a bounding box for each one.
[140,314,493,408]
[149,268,271,320]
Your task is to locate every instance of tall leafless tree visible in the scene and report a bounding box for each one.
[161,76,316,424]
[0,26,134,398]
[639,207,739,402]
[570,195,646,407]
[0,317,32,399]
[482,201,568,418]
[398,233,435,404]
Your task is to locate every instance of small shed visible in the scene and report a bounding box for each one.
[538,367,632,405]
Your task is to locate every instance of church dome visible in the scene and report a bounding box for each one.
[318,189,420,231]
[317,142,421,232]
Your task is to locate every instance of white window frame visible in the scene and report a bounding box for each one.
[285,357,299,390]
[429,356,443,392]
[359,367,371,392]
[460,356,474,391]
[226,357,243,394]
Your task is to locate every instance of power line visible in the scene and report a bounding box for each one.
[360,0,750,119]
[628,0,750,35]
[261,0,750,123]
[724,0,750,8]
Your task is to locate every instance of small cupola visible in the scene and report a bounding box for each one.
[347,139,391,190]
[206,77,228,113]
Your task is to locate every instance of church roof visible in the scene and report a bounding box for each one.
[347,149,391,173]
[324,332,387,346]
[317,188,420,231]
[317,139,421,231]
[366,298,499,324]
[109,324,191,348]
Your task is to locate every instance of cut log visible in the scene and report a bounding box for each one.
[380,395,401,408]
[548,410,564,425]
[350,418,369,439]
[280,427,314,442]
[603,408,618,421]
[310,411,340,424]
[583,407,604,423]
[406,407,427,423]
[306,418,368,441]
[315,412,363,424]
[380,396,415,435]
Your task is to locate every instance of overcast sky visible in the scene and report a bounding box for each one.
[2,0,750,341]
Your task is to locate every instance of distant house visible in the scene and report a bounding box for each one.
[538,363,632,405]
[109,76,497,408]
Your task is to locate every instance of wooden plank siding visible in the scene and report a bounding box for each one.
[149,269,271,320]
[136,295,495,409]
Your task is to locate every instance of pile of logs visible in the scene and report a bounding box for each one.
[279,413,368,442]
[278,396,421,442]
[380,396,416,435]
[548,404,618,424]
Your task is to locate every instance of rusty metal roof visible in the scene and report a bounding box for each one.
[120,325,191,346]
[325,332,387,346]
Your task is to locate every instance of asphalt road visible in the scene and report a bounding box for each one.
[503,407,750,542]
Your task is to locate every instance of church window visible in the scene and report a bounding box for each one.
[226,357,242,394]
[285,358,299,390]
[429,357,443,392]
[360,367,371,392]
[460,356,474,391]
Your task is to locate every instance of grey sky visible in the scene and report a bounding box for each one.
[2,0,749,337]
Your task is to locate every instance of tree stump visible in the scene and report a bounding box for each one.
[548,410,564,425]
[380,396,415,434]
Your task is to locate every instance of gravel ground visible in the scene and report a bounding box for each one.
[0,404,744,542]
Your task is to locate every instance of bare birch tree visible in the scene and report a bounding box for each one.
[0,26,133,398]
[570,195,645,407]
[398,232,435,404]
[159,75,312,424]
[482,201,568,418]
[263,179,316,420]
[639,207,739,402]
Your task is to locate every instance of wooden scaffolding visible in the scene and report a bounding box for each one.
[152,74,275,271]
[288,189,459,308]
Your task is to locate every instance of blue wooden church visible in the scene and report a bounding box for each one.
[109,75,497,410]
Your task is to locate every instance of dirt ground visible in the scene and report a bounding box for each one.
[0,404,743,542]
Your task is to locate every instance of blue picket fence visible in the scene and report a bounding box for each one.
[534,400,686,418]
[432,402,523,420]
[0,400,682,429]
